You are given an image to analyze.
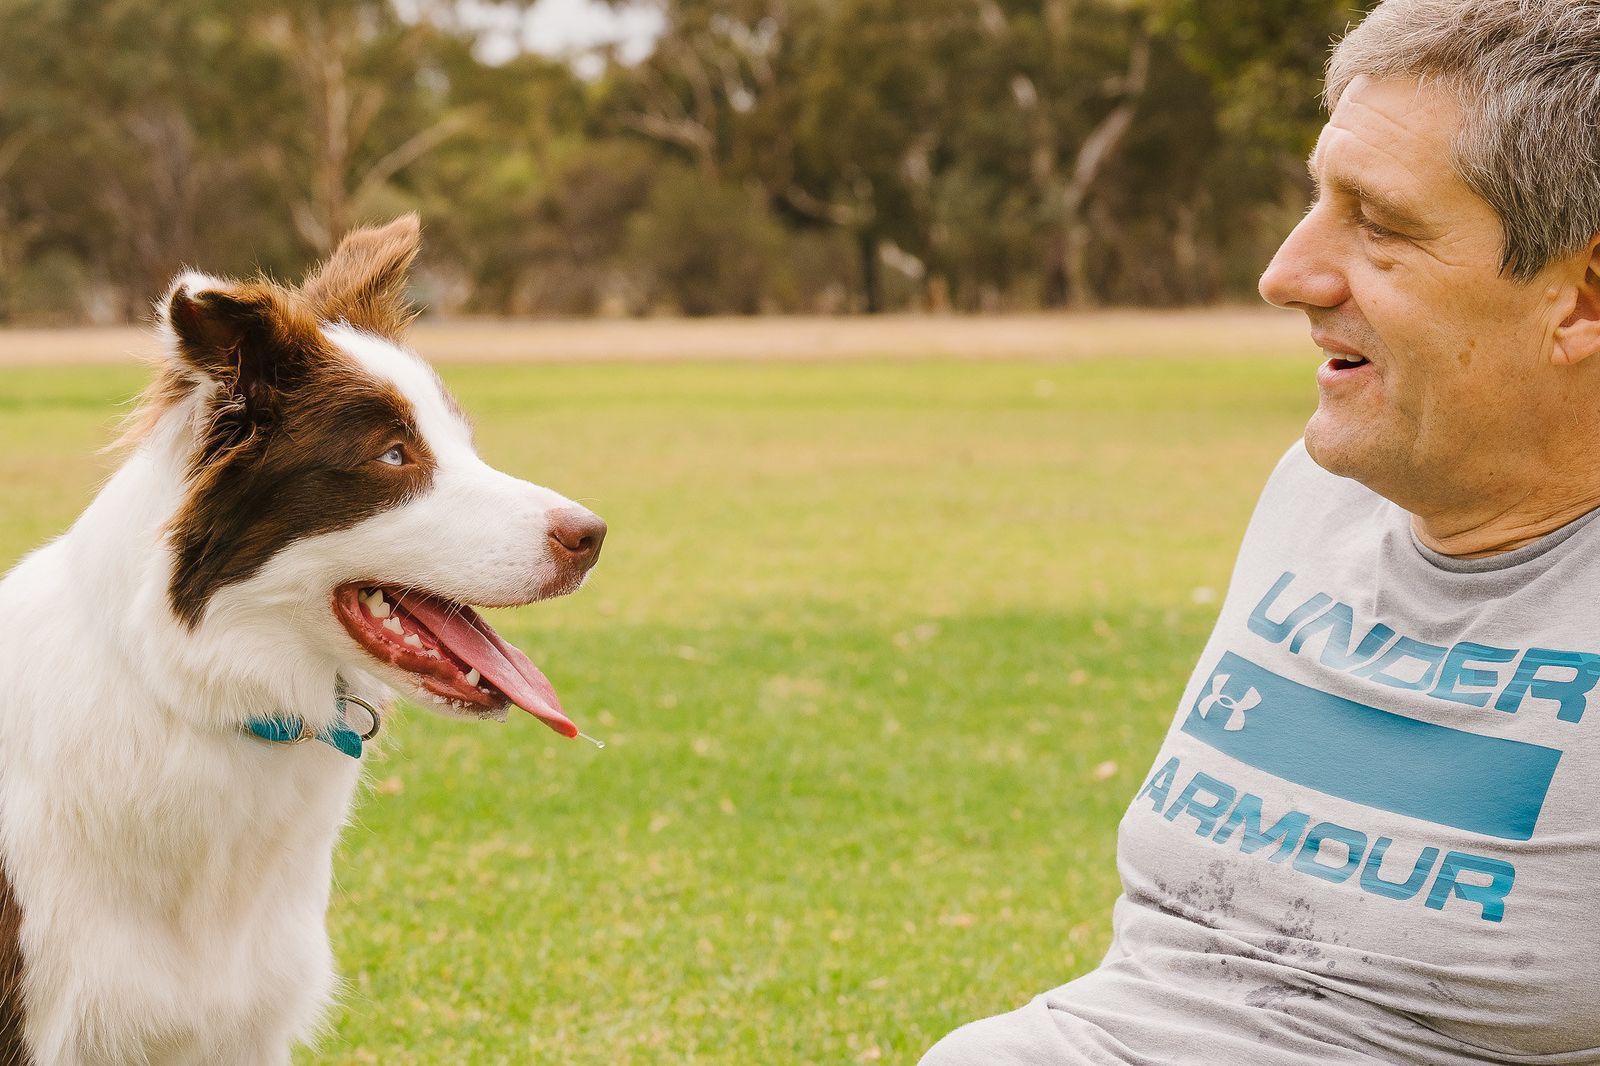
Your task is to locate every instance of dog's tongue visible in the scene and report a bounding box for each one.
[393,591,578,738]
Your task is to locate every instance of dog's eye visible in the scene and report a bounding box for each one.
[376,445,406,467]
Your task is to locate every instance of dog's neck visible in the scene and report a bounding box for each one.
[0,398,368,950]
[59,407,359,740]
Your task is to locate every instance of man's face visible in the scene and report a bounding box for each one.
[1259,76,1570,501]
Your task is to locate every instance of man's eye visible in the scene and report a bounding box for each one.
[1357,215,1398,240]
[376,445,406,466]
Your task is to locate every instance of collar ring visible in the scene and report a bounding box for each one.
[341,692,383,741]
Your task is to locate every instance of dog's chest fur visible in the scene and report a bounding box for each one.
[0,530,362,1065]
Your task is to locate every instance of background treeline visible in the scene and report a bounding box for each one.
[0,0,1373,323]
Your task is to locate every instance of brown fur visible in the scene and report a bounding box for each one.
[164,284,437,625]
[0,861,30,1066]
[299,214,421,340]
[110,360,193,455]
[151,216,441,626]
[119,215,423,453]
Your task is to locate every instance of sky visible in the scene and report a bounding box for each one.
[451,0,666,73]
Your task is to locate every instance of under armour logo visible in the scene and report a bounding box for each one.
[1197,673,1261,732]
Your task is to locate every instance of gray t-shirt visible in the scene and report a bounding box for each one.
[1048,440,1600,1064]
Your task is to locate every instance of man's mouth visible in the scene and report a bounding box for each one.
[1311,332,1370,372]
[331,582,577,737]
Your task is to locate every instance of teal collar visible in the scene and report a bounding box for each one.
[245,684,382,759]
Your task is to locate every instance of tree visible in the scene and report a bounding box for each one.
[0,0,1370,320]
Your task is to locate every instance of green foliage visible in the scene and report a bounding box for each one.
[427,137,660,316]
[0,0,1354,319]
[0,339,1313,1063]
[1154,0,1378,155]
[626,166,785,315]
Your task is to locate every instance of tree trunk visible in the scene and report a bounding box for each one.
[1055,33,1150,309]
[858,230,881,314]
[1061,189,1095,309]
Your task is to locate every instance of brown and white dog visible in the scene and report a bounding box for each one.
[0,216,604,1064]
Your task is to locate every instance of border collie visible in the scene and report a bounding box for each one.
[0,216,605,1065]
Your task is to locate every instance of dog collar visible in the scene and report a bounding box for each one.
[245,682,382,759]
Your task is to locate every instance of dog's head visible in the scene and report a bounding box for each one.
[138,215,602,736]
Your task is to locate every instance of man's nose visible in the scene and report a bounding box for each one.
[547,508,607,570]
[1258,209,1349,311]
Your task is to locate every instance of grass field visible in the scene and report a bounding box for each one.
[0,328,1316,1064]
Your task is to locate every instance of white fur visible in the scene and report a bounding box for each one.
[0,318,595,1064]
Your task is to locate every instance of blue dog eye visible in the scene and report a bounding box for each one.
[377,446,405,466]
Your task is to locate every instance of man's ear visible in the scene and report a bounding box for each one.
[159,273,319,431]
[1552,236,1600,367]
[298,214,421,340]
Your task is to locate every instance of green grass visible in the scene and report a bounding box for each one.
[0,352,1314,1064]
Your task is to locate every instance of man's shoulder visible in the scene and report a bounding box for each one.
[1238,437,1390,554]
[1265,437,1322,486]
[1258,437,1376,508]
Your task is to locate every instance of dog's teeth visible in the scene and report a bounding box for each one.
[465,668,480,685]
[403,633,423,648]
[383,617,403,635]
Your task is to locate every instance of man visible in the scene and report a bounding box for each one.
[921,1,1600,1062]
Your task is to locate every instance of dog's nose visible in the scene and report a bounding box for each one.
[548,508,606,569]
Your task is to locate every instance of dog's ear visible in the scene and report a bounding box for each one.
[299,214,421,339]
[159,273,322,435]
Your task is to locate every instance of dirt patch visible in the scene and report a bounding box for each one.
[0,308,1311,367]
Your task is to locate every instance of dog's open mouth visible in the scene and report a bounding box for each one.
[332,583,577,737]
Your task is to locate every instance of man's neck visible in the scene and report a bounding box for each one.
[1411,487,1600,558]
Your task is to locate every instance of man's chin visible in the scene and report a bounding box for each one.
[1302,415,1383,482]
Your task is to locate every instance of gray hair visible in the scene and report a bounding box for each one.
[1326,0,1600,281]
